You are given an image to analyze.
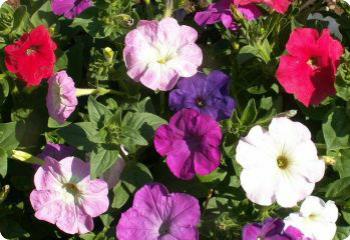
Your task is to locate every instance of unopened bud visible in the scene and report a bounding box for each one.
[322,156,336,166]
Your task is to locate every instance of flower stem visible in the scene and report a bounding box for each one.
[164,0,174,18]
[76,88,128,97]
[11,150,44,165]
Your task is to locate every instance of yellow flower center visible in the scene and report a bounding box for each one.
[277,155,289,169]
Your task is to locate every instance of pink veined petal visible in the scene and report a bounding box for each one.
[81,179,109,217]
[172,44,203,78]
[139,63,179,91]
[237,4,262,20]
[51,0,74,15]
[30,190,62,224]
[193,147,221,176]
[56,204,94,235]
[116,208,159,240]
[220,12,234,29]
[166,140,194,180]
[179,25,198,46]
[154,125,181,156]
[34,157,63,190]
[58,157,90,183]
[168,193,200,226]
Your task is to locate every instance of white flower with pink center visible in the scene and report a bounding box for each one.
[123,17,203,91]
[236,117,325,208]
[30,157,109,234]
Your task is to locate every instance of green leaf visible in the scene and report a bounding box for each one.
[112,162,153,209]
[87,96,112,126]
[323,107,350,151]
[326,177,350,200]
[11,6,31,35]
[58,122,98,151]
[0,122,19,151]
[334,149,350,178]
[90,146,120,178]
[240,99,258,125]
[334,226,350,240]
[0,148,7,177]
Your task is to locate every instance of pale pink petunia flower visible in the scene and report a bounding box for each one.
[123,17,203,91]
[30,157,109,234]
[46,71,78,124]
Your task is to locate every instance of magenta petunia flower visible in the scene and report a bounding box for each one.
[243,218,307,240]
[51,0,93,19]
[154,109,222,180]
[116,183,201,240]
[46,71,78,124]
[194,0,261,30]
[37,142,75,162]
[169,70,236,121]
[123,17,203,91]
[30,157,109,234]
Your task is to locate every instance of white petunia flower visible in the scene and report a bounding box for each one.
[0,232,7,240]
[236,117,325,208]
[284,196,338,240]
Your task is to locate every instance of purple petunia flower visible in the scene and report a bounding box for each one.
[46,71,78,124]
[154,109,222,180]
[116,183,200,240]
[194,0,261,30]
[51,0,93,19]
[169,71,236,121]
[243,218,306,240]
[37,143,75,162]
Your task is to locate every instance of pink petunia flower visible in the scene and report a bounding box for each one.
[123,17,203,91]
[154,109,222,180]
[235,0,293,14]
[116,183,201,240]
[194,0,261,30]
[30,157,109,234]
[276,28,344,106]
[46,71,78,124]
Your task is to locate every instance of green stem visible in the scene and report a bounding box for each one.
[11,150,44,165]
[164,0,174,18]
[76,88,127,97]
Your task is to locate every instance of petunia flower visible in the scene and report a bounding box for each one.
[123,17,203,91]
[5,25,57,86]
[37,142,75,162]
[46,71,78,124]
[169,71,236,121]
[235,0,293,14]
[30,156,109,234]
[285,196,338,240]
[243,218,306,240]
[276,28,344,106]
[194,0,261,30]
[116,183,200,240]
[51,0,93,19]
[236,117,325,208]
[154,109,222,180]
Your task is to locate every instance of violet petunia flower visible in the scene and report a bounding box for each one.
[116,183,200,240]
[30,157,109,234]
[51,0,93,19]
[46,71,78,124]
[169,71,236,121]
[243,218,306,240]
[194,0,261,30]
[37,142,75,162]
[154,109,222,180]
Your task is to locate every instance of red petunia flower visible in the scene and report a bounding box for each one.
[276,28,344,106]
[234,0,293,14]
[5,25,57,86]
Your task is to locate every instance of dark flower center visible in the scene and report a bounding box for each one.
[63,183,80,196]
[277,155,289,169]
[158,221,170,236]
[307,57,319,68]
[185,134,203,151]
[195,97,206,108]
[26,46,39,56]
